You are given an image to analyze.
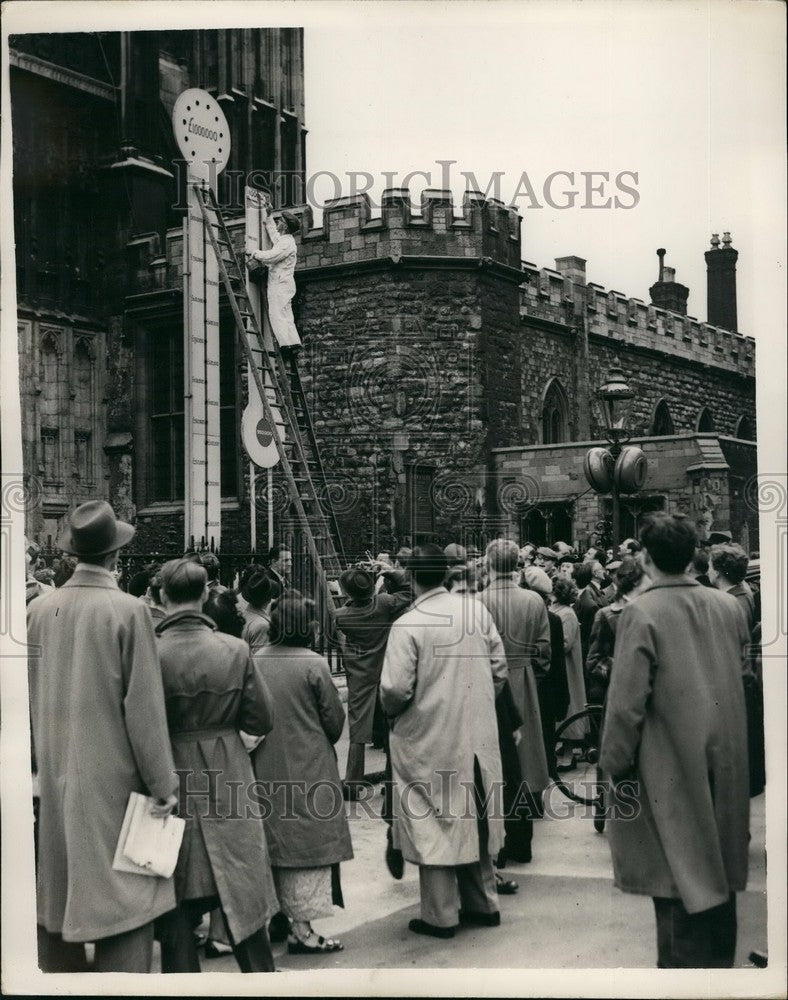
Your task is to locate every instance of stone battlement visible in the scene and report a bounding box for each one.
[293,188,522,270]
[519,264,755,378]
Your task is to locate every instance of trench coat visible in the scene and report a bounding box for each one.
[253,216,300,348]
[480,579,550,793]
[599,577,750,913]
[380,588,507,866]
[242,606,271,652]
[27,565,177,942]
[334,592,411,743]
[155,611,278,943]
[251,646,353,869]
[552,603,588,739]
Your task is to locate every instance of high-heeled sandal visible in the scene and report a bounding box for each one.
[287,933,344,954]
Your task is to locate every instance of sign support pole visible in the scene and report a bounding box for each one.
[268,467,274,549]
[249,461,256,553]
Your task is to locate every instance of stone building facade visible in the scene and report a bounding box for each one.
[10,28,306,547]
[11,30,758,558]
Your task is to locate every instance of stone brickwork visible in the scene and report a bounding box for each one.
[492,433,758,549]
[113,184,758,557]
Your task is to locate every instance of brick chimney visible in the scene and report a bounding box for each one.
[705,232,738,332]
[649,248,689,315]
[554,255,586,284]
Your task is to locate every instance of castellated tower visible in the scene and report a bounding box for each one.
[291,188,526,552]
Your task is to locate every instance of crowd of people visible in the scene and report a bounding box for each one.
[26,498,764,972]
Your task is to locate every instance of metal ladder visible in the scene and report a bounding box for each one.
[193,182,344,621]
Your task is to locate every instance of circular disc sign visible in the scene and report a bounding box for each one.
[172,89,231,180]
[242,400,284,469]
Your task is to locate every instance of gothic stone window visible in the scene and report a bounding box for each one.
[73,336,97,484]
[147,317,238,503]
[149,324,185,503]
[406,464,436,543]
[520,502,573,547]
[541,379,569,445]
[651,399,675,436]
[697,407,715,432]
[40,427,60,486]
[39,330,63,487]
[603,495,666,541]
[74,431,94,483]
[736,415,754,440]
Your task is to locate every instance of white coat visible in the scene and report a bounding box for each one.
[252,216,301,348]
[380,588,507,866]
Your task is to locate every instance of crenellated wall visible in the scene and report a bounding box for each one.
[520,265,755,377]
[119,184,757,555]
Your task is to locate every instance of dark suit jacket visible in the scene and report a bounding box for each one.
[540,610,570,722]
[574,583,609,664]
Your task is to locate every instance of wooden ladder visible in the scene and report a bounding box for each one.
[193,182,344,628]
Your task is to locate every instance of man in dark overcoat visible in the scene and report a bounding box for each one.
[600,513,750,968]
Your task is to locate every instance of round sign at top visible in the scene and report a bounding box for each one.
[172,89,231,181]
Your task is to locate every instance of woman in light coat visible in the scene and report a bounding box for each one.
[252,595,353,954]
[247,207,301,348]
[550,577,589,747]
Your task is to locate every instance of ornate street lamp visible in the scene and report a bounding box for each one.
[597,364,635,445]
[583,363,647,551]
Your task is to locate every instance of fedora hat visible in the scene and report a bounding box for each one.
[340,567,375,601]
[57,500,135,557]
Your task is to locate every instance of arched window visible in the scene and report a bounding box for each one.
[541,379,569,444]
[697,407,715,432]
[735,415,754,440]
[651,399,674,436]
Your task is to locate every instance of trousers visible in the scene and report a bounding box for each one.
[157,899,275,973]
[38,923,154,973]
[419,855,498,928]
[653,893,737,968]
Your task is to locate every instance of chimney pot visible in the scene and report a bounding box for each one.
[649,249,688,315]
[705,231,738,331]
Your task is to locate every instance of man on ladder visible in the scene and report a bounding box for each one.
[246,204,302,351]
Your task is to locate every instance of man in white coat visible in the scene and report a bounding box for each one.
[246,204,301,349]
[380,544,508,939]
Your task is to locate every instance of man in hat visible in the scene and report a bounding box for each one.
[556,553,577,583]
[334,568,410,794]
[27,500,178,972]
[246,204,302,350]
[535,546,558,579]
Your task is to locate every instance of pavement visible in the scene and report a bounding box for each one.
[158,712,768,972]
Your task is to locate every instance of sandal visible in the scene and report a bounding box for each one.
[494,872,519,895]
[287,933,344,954]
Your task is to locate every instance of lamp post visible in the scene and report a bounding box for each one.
[596,365,635,551]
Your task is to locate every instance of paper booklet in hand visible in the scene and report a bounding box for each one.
[112,792,185,878]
